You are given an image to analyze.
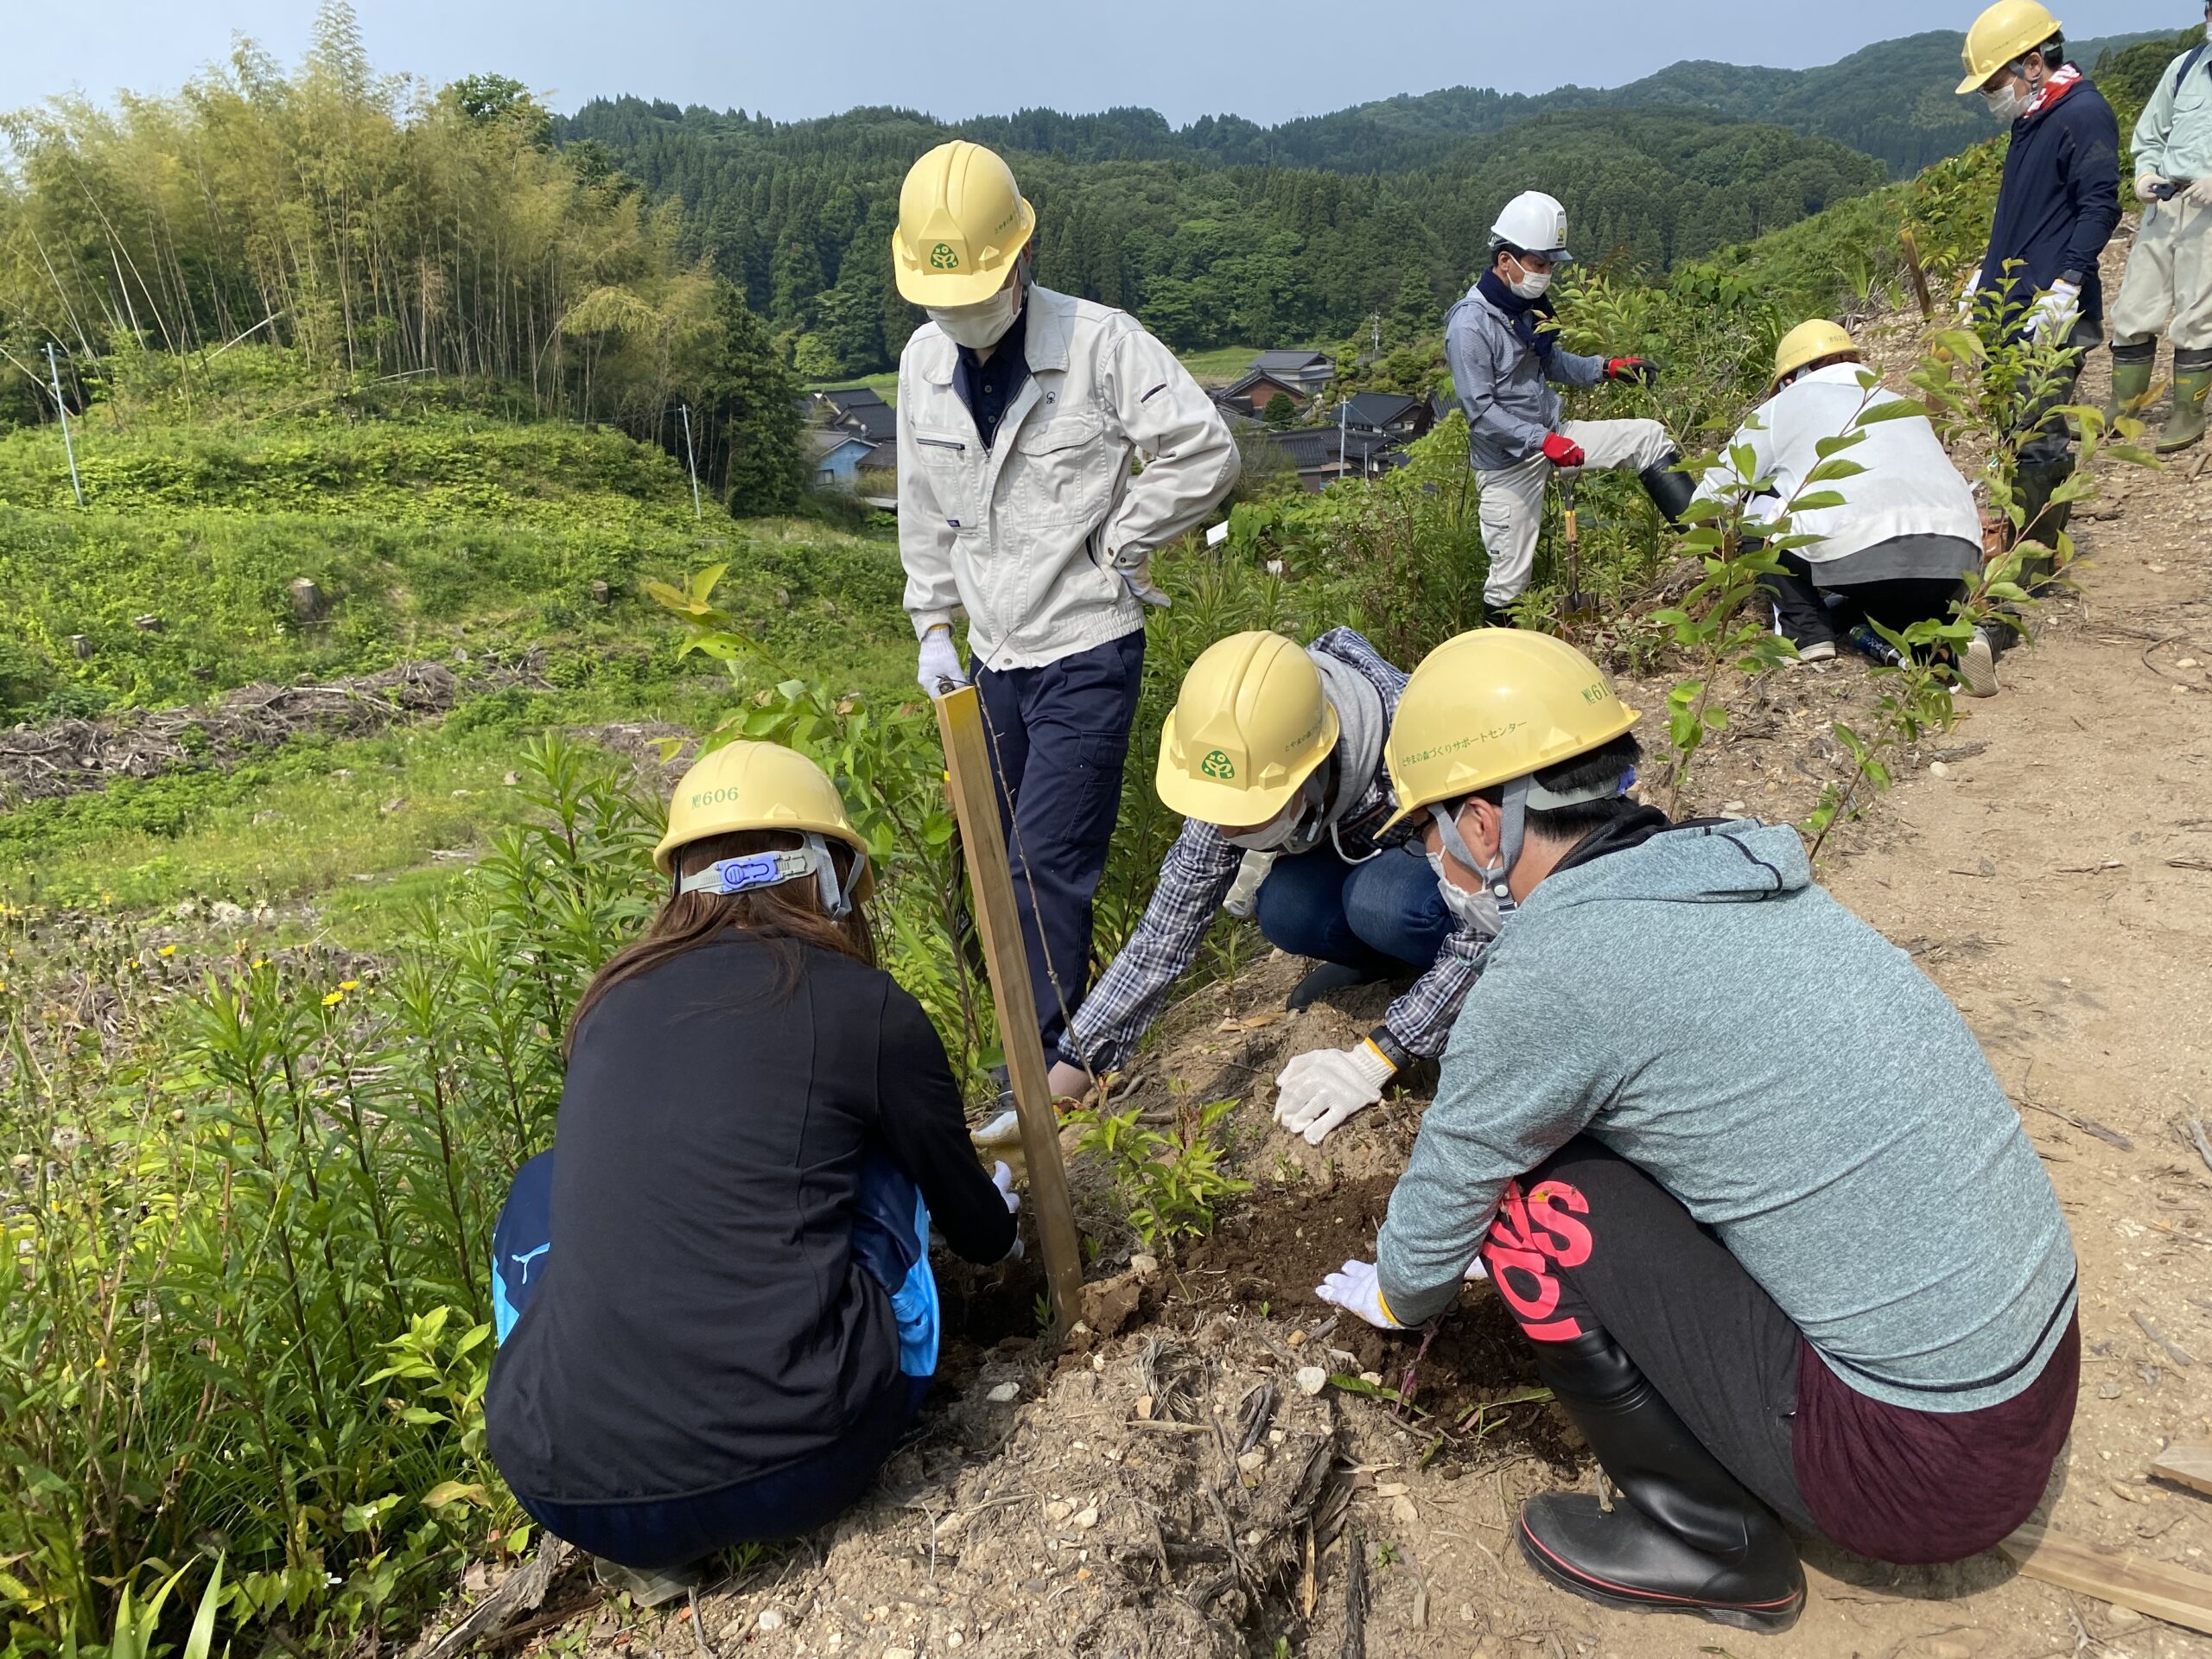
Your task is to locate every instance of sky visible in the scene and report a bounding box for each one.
[2,0,2191,127]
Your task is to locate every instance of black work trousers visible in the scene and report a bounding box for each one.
[1478,1136,1817,1532]
[1759,553,1964,652]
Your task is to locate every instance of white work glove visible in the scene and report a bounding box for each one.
[1316,1259,1406,1330]
[1956,267,1982,320]
[1224,849,1276,919]
[2137,172,2171,203]
[2187,178,2212,208]
[990,1160,1027,1262]
[917,627,969,695]
[1108,543,1172,609]
[1273,1039,1396,1147]
[2024,280,2081,343]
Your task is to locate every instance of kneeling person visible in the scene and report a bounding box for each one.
[486,741,1019,1583]
[1715,320,1996,693]
[1052,628,1497,1145]
[1319,631,2077,1631]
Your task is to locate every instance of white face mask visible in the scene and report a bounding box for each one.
[1222,770,1329,855]
[1507,260,1553,301]
[1982,80,2027,124]
[928,283,1020,352]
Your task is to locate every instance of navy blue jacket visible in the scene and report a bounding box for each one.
[1978,73,2121,329]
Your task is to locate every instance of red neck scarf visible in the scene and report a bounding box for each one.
[2022,62,2082,120]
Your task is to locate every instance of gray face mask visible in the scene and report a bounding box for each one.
[1426,848,1501,931]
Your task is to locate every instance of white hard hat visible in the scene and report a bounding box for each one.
[1491,191,1573,261]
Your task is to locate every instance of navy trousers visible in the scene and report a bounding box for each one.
[1253,841,1454,974]
[972,630,1147,1057]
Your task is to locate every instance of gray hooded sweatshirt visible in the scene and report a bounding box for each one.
[1376,820,2077,1414]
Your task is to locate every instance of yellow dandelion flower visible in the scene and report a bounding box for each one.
[158,944,177,957]
[321,990,345,1007]
[251,957,268,969]
[339,979,359,992]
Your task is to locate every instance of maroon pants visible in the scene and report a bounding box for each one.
[1478,1137,2076,1564]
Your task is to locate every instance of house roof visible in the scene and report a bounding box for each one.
[1332,392,1424,429]
[808,430,874,461]
[1252,349,1333,375]
[1220,369,1312,403]
[837,403,898,442]
[1256,426,1401,471]
[817,386,887,412]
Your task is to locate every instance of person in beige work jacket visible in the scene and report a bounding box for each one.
[894,139,1239,1081]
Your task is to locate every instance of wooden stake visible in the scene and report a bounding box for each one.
[2152,1444,2212,1499]
[931,684,1085,1334]
[1900,226,1933,321]
[1998,1520,2212,1634]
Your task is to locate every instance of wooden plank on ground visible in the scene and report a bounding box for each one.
[932,683,1085,1335]
[2152,1444,2212,1499]
[1997,1520,2212,1634]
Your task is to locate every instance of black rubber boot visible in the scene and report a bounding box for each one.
[2010,460,2073,592]
[1638,452,1697,526]
[1284,960,1388,1011]
[1516,1329,1805,1632]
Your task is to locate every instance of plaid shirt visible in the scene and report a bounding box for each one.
[1064,628,1495,1072]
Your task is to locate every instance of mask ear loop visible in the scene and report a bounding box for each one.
[1429,778,1529,908]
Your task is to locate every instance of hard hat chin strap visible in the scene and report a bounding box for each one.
[675,832,861,920]
[1428,767,1636,905]
[1430,782,1525,908]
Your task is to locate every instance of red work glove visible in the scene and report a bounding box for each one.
[1605,356,1657,384]
[1541,433,1586,468]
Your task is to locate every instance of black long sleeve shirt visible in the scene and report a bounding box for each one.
[486,937,1014,1504]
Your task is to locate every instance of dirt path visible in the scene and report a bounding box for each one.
[445,275,2212,1659]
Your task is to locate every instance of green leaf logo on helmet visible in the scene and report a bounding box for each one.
[1200,749,1236,780]
[930,243,960,270]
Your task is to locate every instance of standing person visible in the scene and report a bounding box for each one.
[893,138,1239,1065]
[1956,0,2122,566]
[486,741,1020,1592]
[1049,628,1499,1145]
[1713,321,1998,695]
[2108,5,2212,453]
[1315,631,2079,1632]
[1445,189,1693,619]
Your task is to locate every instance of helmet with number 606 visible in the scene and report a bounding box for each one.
[654,740,874,901]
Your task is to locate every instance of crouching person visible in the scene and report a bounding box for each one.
[1051,627,1498,1146]
[485,741,1019,1592]
[1318,631,2079,1631]
[1716,321,1997,694]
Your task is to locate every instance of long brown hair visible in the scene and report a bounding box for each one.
[566,829,874,1057]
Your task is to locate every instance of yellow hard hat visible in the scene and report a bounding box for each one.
[1156,632,1339,825]
[1381,631,1639,833]
[892,140,1036,307]
[653,740,873,900]
[1772,320,1860,391]
[1956,0,2063,93]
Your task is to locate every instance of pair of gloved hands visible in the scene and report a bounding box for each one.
[1955,267,2087,345]
[2139,173,2212,207]
[1538,358,1657,471]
